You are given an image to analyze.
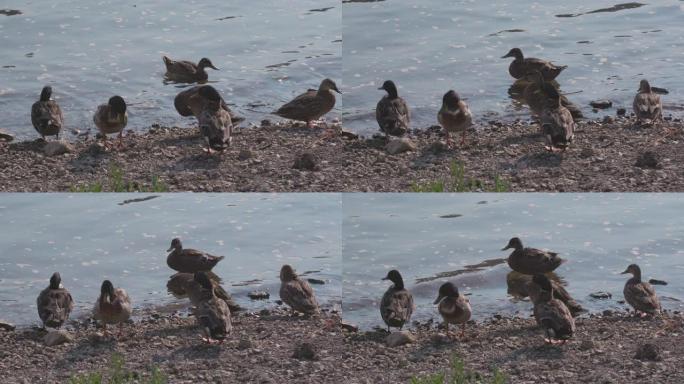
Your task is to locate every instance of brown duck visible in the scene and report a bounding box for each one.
[31,86,63,140]
[437,90,472,147]
[93,280,132,336]
[434,282,471,339]
[167,271,241,312]
[502,237,564,275]
[163,56,218,83]
[633,79,662,125]
[376,80,410,137]
[192,272,232,343]
[541,86,575,152]
[173,85,244,124]
[523,71,583,120]
[195,86,232,153]
[502,48,567,81]
[166,238,225,273]
[380,270,415,332]
[275,78,340,128]
[93,95,127,148]
[531,274,575,344]
[36,272,74,329]
[622,264,661,316]
[279,264,319,315]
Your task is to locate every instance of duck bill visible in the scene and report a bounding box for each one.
[167,246,174,252]
[433,294,444,305]
[334,88,342,94]
[209,64,219,70]
[501,53,514,59]
[501,245,512,251]
[620,269,629,274]
[381,277,389,281]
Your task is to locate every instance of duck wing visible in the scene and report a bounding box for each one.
[380,288,414,327]
[542,106,574,148]
[624,281,661,313]
[280,279,319,314]
[633,92,662,121]
[198,108,232,150]
[163,56,198,76]
[534,299,575,340]
[376,96,410,136]
[196,296,232,340]
[36,287,74,327]
[276,90,335,121]
[31,101,63,136]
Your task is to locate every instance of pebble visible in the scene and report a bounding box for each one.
[635,343,661,361]
[238,149,253,161]
[248,290,270,300]
[386,138,416,155]
[634,151,659,169]
[590,100,613,109]
[0,320,15,331]
[385,331,415,348]
[292,152,319,171]
[237,337,253,350]
[44,330,72,346]
[590,292,612,299]
[0,129,15,142]
[292,342,317,360]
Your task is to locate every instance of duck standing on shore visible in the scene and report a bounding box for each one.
[522,71,583,120]
[36,272,74,329]
[173,85,244,124]
[376,80,410,137]
[622,264,661,317]
[279,264,320,315]
[633,79,662,126]
[193,272,232,344]
[166,238,225,273]
[541,86,575,152]
[531,274,575,344]
[167,272,241,312]
[502,48,567,81]
[195,85,233,154]
[502,237,564,275]
[93,280,132,337]
[525,275,583,317]
[31,86,63,140]
[437,90,472,147]
[434,282,472,339]
[274,78,341,130]
[93,95,127,149]
[380,270,415,332]
[162,56,219,83]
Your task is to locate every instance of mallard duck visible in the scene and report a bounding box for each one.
[506,271,583,317]
[541,86,575,152]
[279,264,319,315]
[434,282,471,338]
[502,237,564,275]
[633,79,662,125]
[621,264,661,316]
[196,86,232,154]
[437,90,472,147]
[162,56,218,83]
[31,86,63,140]
[522,71,583,120]
[173,85,244,124]
[275,78,341,128]
[36,272,74,329]
[376,80,410,137]
[380,270,415,332]
[502,48,567,81]
[531,274,575,344]
[93,280,132,336]
[193,272,232,344]
[167,272,241,312]
[93,95,127,149]
[166,238,225,273]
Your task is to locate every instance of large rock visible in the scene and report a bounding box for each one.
[635,151,659,169]
[386,138,416,155]
[0,320,15,331]
[44,330,72,346]
[385,330,416,347]
[248,290,270,300]
[0,129,14,142]
[635,343,661,361]
[590,99,612,109]
[44,140,73,156]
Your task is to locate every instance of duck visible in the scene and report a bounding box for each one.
[36,272,74,329]
[93,95,127,149]
[173,85,244,124]
[162,56,218,83]
[192,272,232,344]
[167,271,241,312]
[506,271,583,317]
[502,48,567,81]
[531,274,575,344]
[633,79,662,125]
[380,270,415,332]
[376,80,410,137]
[502,237,564,275]
[279,264,319,315]
[31,86,63,140]
[93,280,132,336]
[621,264,661,317]
[437,90,472,147]
[522,71,583,120]
[434,282,471,339]
[195,86,232,154]
[540,86,575,152]
[166,238,225,273]
[274,78,341,128]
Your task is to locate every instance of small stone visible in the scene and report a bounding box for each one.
[617,108,627,116]
[238,149,253,161]
[579,148,594,159]
[292,342,316,360]
[648,279,668,286]
[386,138,416,155]
[602,115,614,124]
[261,119,272,127]
[579,340,595,351]
[602,309,614,317]
[237,337,253,350]
[44,330,72,346]
[292,152,319,171]
[340,130,359,140]
[44,140,73,156]
[0,320,15,331]
[385,331,416,348]
[0,129,14,142]
[635,151,659,169]
[306,278,325,285]
[428,141,449,154]
[248,290,270,300]
[341,321,359,332]
[635,343,661,361]
[590,100,612,109]
[590,292,612,299]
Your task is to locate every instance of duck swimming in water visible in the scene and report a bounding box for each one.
[162,56,219,83]
[166,238,225,274]
[502,48,567,81]
[380,270,415,332]
[173,85,244,124]
[31,86,63,140]
[502,237,564,275]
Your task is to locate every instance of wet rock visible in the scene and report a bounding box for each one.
[248,290,270,300]
[292,152,319,171]
[341,321,359,332]
[238,149,253,161]
[0,320,15,331]
[306,278,325,285]
[44,330,72,346]
[386,138,416,155]
[340,130,359,140]
[237,337,253,350]
[0,129,14,142]
[652,86,668,95]
[590,100,613,109]
[590,292,612,299]
[648,279,668,286]
[44,141,73,156]
[635,151,659,169]
[635,343,661,361]
[385,331,415,348]
[603,116,615,124]
[292,342,316,360]
[617,108,627,116]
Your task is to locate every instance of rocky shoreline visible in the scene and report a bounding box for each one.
[1,117,683,192]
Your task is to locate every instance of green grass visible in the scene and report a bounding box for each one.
[410,161,509,193]
[410,355,507,384]
[68,353,167,384]
[70,164,168,192]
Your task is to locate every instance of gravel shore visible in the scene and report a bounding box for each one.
[1,117,683,192]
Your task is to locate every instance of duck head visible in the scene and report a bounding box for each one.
[382,269,405,289]
[280,264,297,282]
[502,48,524,60]
[198,58,219,70]
[638,79,652,93]
[319,78,342,94]
[40,86,53,102]
[100,280,115,302]
[434,282,459,304]
[49,272,62,289]
[108,95,127,116]
[502,237,524,251]
[378,80,399,99]
[442,90,461,108]
[194,271,213,290]
[167,238,182,252]
[621,263,642,279]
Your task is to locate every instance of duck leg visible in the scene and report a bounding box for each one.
[459,323,466,339]
[116,131,124,149]
[445,130,453,148]
[460,131,467,146]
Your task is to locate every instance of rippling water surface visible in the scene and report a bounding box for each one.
[0,1,341,139]
[0,193,341,326]
[343,194,684,330]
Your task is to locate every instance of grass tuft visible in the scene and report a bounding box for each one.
[68,353,167,384]
[70,164,168,192]
[410,355,507,384]
[411,161,509,193]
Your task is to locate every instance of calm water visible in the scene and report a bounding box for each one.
[0,193,341,326]
[343,1,684,136]
[343,194,684,330]
[0,1,341,139]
